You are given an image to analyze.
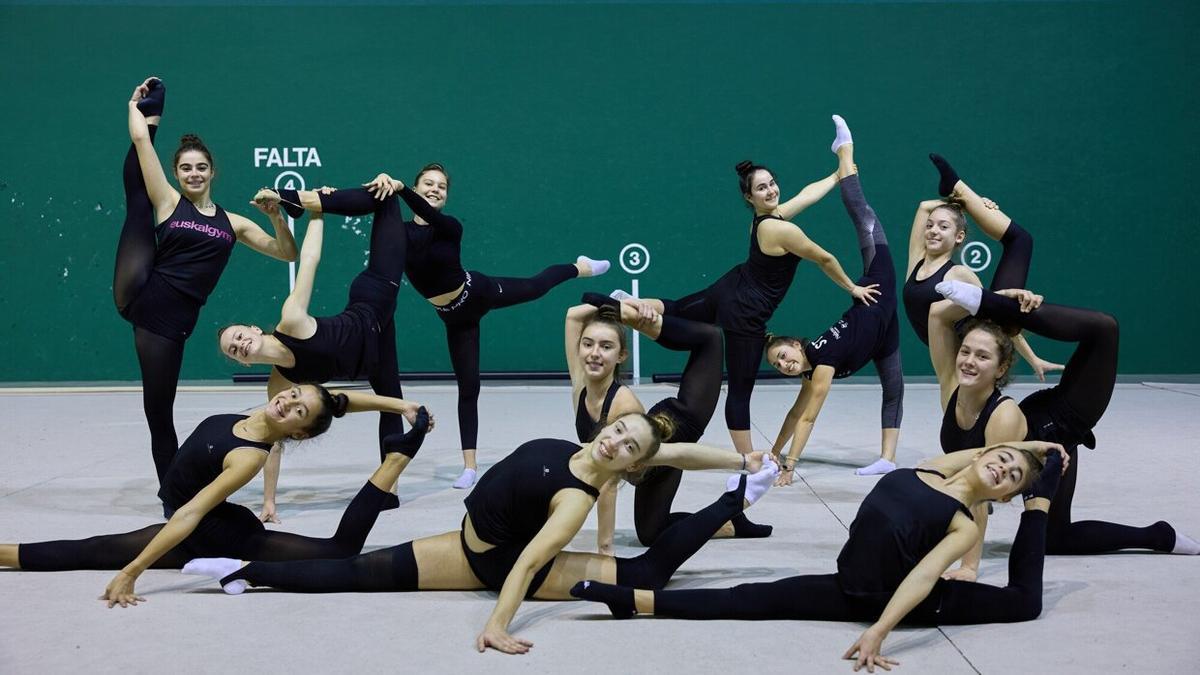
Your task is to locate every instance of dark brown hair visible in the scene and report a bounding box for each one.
[414,162,450,189]
[174,133,214,169]
[304,384,350,438]
[764,334,810,364]
[736,160,774,209]
[930,202,968,250]
[958,318,1016,388]
[580,305,629,380]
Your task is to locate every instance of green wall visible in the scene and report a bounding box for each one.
[1,1,1196,382]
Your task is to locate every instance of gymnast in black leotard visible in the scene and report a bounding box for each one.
[629,132,877,456]
[218,185,426,519]
[902,153,1059,376]
[116,77,298,484]
[928,285,1200,563]
[180,414,780,655]
[0,387,430,608]
[298,166,611,490]
[569,299,773,549]
[573,440,1066,672]
[763,118,904,480]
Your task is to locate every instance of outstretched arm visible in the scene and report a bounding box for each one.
[477,490,594,654]
[776,172,838,221]
[339,390,428,426]
[127,89,178,222]
[275,216,324,335]
[773,367,834,485]
[228,201,299,261]
[775,224,880,304]
[645,444,763,472]
[844,513,977,671]
[101,450,264,607]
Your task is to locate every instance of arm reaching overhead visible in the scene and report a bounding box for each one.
[907,199,949,276]
[127,89,178,222]
[275,216,324,336]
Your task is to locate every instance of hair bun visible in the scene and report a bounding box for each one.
[332,393,349,418]
[179,133,204,146]
[650,411,677,442]
[735,160,754,176]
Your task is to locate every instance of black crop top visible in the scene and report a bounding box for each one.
[158,414,273,511]
[154,198,237,303]
[939,387,1011,453]
[575,380,623,443]
[398,186,467,298]
[274,302,383,383]
[836,468,973,598]
[464,438,600,545]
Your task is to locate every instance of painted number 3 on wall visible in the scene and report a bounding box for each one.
[619,243,651,275]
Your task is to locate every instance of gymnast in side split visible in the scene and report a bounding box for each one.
[620,129,878,456]
[573,440,1067,673]
[182,415,780,654]
[279,166,608,489]
[763,117,904,480]
[117,77,297,484]
[567,299,772,550]
[902,153,1060,377]
[0,388,432,609]
[218,185,418,518]
[928,282,1200,564]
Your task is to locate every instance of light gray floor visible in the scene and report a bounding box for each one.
[1,381,1198,673]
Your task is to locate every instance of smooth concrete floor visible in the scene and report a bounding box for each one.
[1,381,1198,673]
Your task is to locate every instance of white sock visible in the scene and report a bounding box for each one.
[728,454,779,505]
[182,557,247,595]
[577,255,611,277]
[1173,531,1200,555]
[452,467,477,489]
[831,114,854,153]
[855,458,896,476]
[610,289,633,302]
[935,280,983,315]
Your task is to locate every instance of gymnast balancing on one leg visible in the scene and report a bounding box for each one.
[573,441,1067,672]
[902,153,1060,377]
[569,299,773,548]
[218,186,419,519]
[0,387,432,608]
[182,414,780,654]
[290,166,609,489]
[621,139,878,457]
[763,117,904,480]
[930,281,1200,559]
[118,77,298,484]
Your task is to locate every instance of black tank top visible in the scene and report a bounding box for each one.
[836,468,973,598]
[158,414,273,511]
[939,387,1011,453]
[902,258,955,345]
[464,438,600,545]
[154,198,237,303]
[274,303,382,383]
[575,380,623,443]
[742,214,802,310]
[398,187,467,298]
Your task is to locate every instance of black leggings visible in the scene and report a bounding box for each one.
[315,188,408,454]
[841,174,904,430]
[112,125,188,483]
[634,316,724,545]
[651,510,1048,625]
[438,266,579,450]
[977,293,1174,554]
[225,474,749,593]
[18,481,393,570]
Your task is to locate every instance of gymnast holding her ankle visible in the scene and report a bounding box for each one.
[573,440,1068,673]
[117,77,298,485]
[763,117,904,480]
[567,298,772,551]
[902,153,1061,377]
[289,167,609,489]
[621,133,876,457]
[0,388,433,608]
[182,414,780,655]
